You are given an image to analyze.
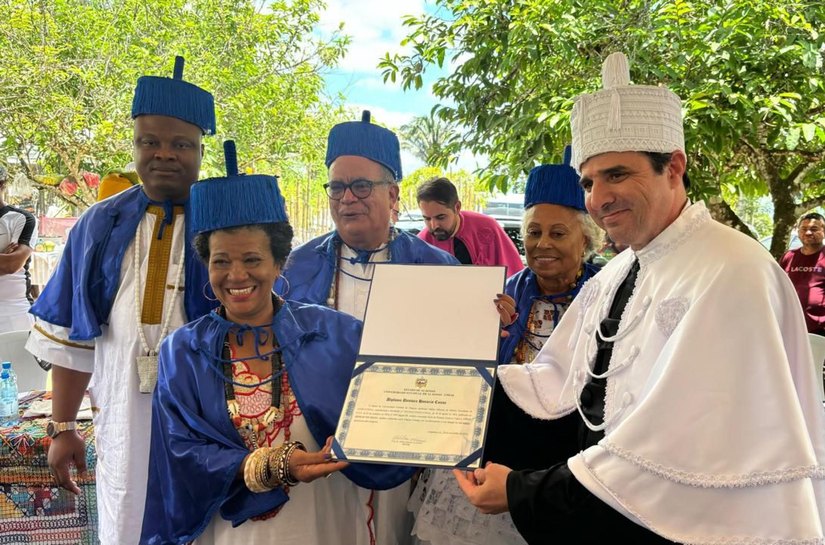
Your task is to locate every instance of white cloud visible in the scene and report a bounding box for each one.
[348,103,415,130]
[319,0,427,73]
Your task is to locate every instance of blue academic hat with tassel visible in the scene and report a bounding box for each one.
[190,141,288,235]
[524,145,585,211]
[325,110,402,181]
[131,56,216,135]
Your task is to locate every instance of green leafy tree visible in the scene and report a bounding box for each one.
[398,166,489,217]
[0,0,347,214]
[380,0,825,258]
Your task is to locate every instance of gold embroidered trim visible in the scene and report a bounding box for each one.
[141,206,183,324]
[33,323,94,350]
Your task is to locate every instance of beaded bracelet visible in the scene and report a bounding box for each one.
[278,441,306,487]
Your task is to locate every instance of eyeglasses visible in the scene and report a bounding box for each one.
[323,179,391,200]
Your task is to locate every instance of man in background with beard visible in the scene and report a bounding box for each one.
[417,176,523,275]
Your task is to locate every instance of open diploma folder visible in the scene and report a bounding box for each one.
[332,264,505,469]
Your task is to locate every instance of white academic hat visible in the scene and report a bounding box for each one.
[570,52,684,172]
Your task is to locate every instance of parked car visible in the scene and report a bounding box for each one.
[395,211,425,235]
[760,233,802,252]
[483,194,525,219]
[490,215,525,258]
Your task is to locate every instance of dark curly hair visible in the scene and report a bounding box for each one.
[193,222,294,268]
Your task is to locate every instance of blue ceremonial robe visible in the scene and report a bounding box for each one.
[280,229,458,304]
[140,301,416,545]
[497,262,601,364]
[29,185,212,340]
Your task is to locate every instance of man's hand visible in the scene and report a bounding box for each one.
[48,431,87,495]
[3,242,18,254]
[453,462,512,514]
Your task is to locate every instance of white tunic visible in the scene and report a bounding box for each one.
[26,212,187,545]
[499,202,825,542]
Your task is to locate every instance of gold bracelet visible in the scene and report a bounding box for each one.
[264,445,287,488]
[243,448,272,493]
[279,441,306,487]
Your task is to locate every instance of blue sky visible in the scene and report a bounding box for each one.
[317,1,484,172]
[319,1,443,123]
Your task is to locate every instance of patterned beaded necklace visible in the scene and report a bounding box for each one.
[515,266,584,364]
[218,294,299,449]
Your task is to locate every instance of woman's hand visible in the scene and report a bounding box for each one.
[494,294,517,338]
[288,436,349,483]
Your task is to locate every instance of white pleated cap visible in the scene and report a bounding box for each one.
[570,52,684,172]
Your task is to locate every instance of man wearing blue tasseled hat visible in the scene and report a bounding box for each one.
[26,56,216,545]
[283,110,457,321]
[281,111,456,544]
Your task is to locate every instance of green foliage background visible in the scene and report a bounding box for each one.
[0,0,349,239]
[380,0,825,257]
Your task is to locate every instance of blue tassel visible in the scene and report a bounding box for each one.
[173,56,184,80]
[131,56,216,135]
[190,141,289,234]
[224,141,238,176]
[325,110,402,180]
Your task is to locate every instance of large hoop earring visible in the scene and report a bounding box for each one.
[202,281,218,302]
[276,275,290,297]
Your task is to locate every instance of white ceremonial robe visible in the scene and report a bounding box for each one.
[499,201,825,542]
[27,212,187,545]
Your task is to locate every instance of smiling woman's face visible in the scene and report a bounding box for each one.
[208,227,279,325]
[523,203,587,285]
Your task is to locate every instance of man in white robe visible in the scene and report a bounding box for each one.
[25,56,216,545]
[455,52,825,543]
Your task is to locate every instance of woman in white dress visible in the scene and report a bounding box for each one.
[140,142,414,545]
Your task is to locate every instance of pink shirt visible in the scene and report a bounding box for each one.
[419,210,524,276]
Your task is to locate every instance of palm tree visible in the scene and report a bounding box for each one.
[399,111,461,167]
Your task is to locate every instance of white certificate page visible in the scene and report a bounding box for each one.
[334,361,495,468]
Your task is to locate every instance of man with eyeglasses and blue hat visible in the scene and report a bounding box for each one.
[26,56,216,545]
[283,110,457,322]
[281,111,457,545]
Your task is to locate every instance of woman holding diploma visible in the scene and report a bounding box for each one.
[410,147,602,545]
[140,142,414,545]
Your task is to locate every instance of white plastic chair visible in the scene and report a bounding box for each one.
[809,333,825,402]
[0,329,47,392]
